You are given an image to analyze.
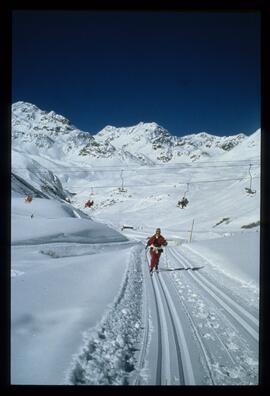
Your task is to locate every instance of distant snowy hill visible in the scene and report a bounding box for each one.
[219,128,260,161]
[12,101,249,165]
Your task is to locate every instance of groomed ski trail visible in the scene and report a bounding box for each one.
[135,245,258,385]
[136,249,196,385]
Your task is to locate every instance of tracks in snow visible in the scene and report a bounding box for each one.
[169,247,259,343]
[138,251,196,385]
[152,273,195,385]
[138,246,259,385]
[166,247,258,384]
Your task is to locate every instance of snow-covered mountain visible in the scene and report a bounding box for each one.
[94,123,247,163]
[11,100,260,212]
[219,128,260,161]
[12,101,248,165]
[12,101,95,158]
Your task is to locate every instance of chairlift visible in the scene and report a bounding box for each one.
[84,199,94,208]
[177,196,189,208]
[245,187,256,195]
[177,183,189,208]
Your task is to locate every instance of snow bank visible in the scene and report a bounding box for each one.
[183,231,260,286]
[66,245,144,385]
[11,243,134,384]
[12,197,127,245]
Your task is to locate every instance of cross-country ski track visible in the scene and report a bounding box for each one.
[132,245,258,385]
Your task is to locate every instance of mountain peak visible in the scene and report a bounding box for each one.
[98,121,165,133]
[12,101,75,127]
[12,101,42,113]
[137,121,159,129]
[95,121,171,149]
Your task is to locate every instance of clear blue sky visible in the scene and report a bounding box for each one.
[12,11,260,137]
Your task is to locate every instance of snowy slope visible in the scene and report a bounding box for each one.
[11,197,133,384]
[11,101,260,385]
[219,128,260,161]
[12,197,128,245]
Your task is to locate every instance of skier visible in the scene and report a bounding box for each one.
[146,228,167,274]
[25,194,33,203]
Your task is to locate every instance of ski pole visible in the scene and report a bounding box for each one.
[164,246,169,269]
[145,246,150,267]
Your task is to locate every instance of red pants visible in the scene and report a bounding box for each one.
[150,249,161,270]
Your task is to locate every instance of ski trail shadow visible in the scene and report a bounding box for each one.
[160,266,204,271]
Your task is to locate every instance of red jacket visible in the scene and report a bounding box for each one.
[147,235,167,249]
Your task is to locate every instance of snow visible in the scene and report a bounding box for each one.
[12,244,133,384]
[182,231,260,286]
[12,198,127,245]
[67,246,144,385]
[11,101,260,385]
[11,199,132,384]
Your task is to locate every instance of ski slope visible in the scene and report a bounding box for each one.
[11,123,260,385]
[11,191,259,385]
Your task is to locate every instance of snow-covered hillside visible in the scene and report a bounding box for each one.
[11,101,260,385]
[12,101,95,159]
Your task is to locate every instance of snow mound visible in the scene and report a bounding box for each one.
[12,197,127,245]
[66,245,144,385]
[183,231,260,286]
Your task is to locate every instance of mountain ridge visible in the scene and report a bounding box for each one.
[12,101,255,165]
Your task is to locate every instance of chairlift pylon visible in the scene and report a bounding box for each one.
[245,164,256,195]
[183,182,189,198]
[119,169,127,192]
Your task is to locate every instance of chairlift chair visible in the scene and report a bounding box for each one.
[84,199,94,208]
[177,182,189,208]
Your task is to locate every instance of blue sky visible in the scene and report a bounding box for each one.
[12,11,260,136]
